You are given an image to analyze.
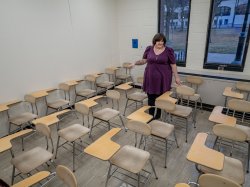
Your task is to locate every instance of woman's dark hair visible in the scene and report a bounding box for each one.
[152,33,166,45]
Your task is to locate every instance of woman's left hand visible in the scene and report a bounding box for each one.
[175,77,181,85]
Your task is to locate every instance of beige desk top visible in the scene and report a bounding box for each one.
[12,171,50,187]
[32,109,70,126]
[126,106,153,123]
[209,106,236,126]
[0,129,33,153]
[62,80,79,86]
[156,91,177,104]
[223,87,244,99]
[84,128,121,161]
[26,88,57,99]
[115,82,133,90]
[175,184,190,187]
[76,95,103,108]
[186,133,224,171]
[0,100,22,112]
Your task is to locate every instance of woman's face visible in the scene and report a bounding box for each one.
[155,40,164,49]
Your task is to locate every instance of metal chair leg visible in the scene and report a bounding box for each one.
[173,130,179,148]
[247,142,250,173]
[105,163,113,187]
[11,165,15,185]
[165,139,168,168]
[55,136,60,159]
[185,119,188,143]
[89,118,95,138]
[149,158,158,179]
[137,173,140,187]
[73,141,75,172]
[123,99,129,116]
[119,115,126,131]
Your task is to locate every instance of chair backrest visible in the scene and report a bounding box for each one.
[106,90,120,100]
[59,83,70,92]
[105,67,116,75]
[126,120,151,136]
[186,76,203,85]
[213,124,247,142]
[227,99,250,113]
[176,85,195,96]
[122,62,132,69]
[198,174,241,187]
[236,81,250,92]
[85,74,96,83]
[36,123,54,153]
[155,99,176,112]
[56,165,78,187]
[24,95,36,104]
[75,103,90,115]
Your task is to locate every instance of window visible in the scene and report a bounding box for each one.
[158,0,191,66]
[204,0,250,72]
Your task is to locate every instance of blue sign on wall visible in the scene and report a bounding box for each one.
[132,39,138,48]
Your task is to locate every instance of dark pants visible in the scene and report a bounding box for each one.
[147,93,161,119]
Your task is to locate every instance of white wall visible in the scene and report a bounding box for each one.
[117,0,250,106]
[0,0,119,102]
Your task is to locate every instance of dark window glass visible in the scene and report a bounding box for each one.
[158,0,191,66]
[204,0,250,72]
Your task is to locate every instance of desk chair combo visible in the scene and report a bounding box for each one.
[175,173,241,187]
[0,100,38,134]
[89,90,125,137]
[226,99,250,124]
[235,81,250,101]
[10,123,55,185]
[84,128,158,187]
[187,133,245,186]
[96,69,115,93]
[126,120,179,168]
[155,99,195,143]
[115,62,133,84]
[75,74,97,102]
[176,85,203,113]
[212,123,250,173]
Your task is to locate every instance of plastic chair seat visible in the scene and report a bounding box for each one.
[93,108,120,121]
[149,120,174,139]
[47,99,69,109]
[110,145,150,174]
[96,81,114,88]
[77,89,96,97]
[171,105,192,118]
[58,124,90,142]
[199,156,244,185]
[11,147,53,174]
[9,112,37,126]
[128,92,147,101]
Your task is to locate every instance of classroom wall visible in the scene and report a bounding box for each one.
[117,0,250,106]
[0,0,119,102]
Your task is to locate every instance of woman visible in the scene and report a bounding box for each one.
[135,33,181,119]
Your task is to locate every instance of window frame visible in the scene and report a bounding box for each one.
[158,0,192,67]
[203,0,250,72]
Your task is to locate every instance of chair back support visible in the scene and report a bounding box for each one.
[36,123,52,139]
[186,76,203,85]
[56,165,78,187]
[236,81,250,92]
[228,99,250,113]
[126,120,151,136]
[176,85,195,96]
[105,68,116,75]
[155,99,176,112]
[75,103,90,115]
[59,83,70,91]
[123,62,132,68]
[85,74,96,82]
[198,174,241,187]
[106,90,120,100]
[24,95,36,104]
[213,124,247,142]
